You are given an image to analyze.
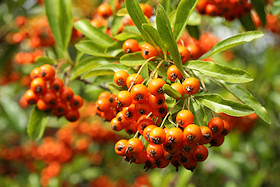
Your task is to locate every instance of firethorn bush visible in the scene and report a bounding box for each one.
[1,0,280,186]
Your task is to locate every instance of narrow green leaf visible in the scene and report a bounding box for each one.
[35,57,56,64]
[123,26,141,35]
[184,60,253,83]
[125,0,153,44]
[173,0,198,42]
[163,84,182,99]
[105,41,124,57]
[74,19,115,46]
[190,98,207,126]
[44,0,72,53]
[187,25,200,40]
[82,63,135,79]
[224,84,271,124]
[199,31,263,59]
[114,32,141,41]
[75,40,111,57]
[195,94,254,117]
[27,107,49,140]
[161,0,171,14]
[0,96,26,132]
[120,52,146,66]
[251,0,266,26]
[239,14,256,31]
[108,83,126,95]
[116,7,128,16]
[142,24,167,55]
[156,4,185,76]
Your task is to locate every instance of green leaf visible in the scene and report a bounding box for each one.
[163,84,182,99]
[114,32,141,41]
[35,57,56,64]
[199,31,263,59]
[123,26,141,35]
[44,0,72,54]
[239,14,256,31]
[27,107,49,140]
[190,98,207,126]
[116,7,128,16]
[75,40,109,57]
[251,0,266,26]
[71,57,114,80]
[224,84,271,124]
[82,63,135,79]
[184,60,253,83]
[156,4,185,76]
[173,0,198,42]
[142,24,167,55]
[108,82,126,95]
[74,19,115,46]
[120,52,146,66]
[105,41,124,57]
[0,95,26,132]
[161,0,171,14]
[195,94,254,117]
[125,0,153,44]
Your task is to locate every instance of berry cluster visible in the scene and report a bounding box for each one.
[22,64,83,122]
[113,115,231,172]
[96,65,233,171]
[196,0,252,21]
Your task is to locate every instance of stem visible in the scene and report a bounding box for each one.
[188,96,191,111]
[148,60,165,83]
[160,100,181,128]
[128,57,152,91]
[133,131,139,138]
[182,97,188,109]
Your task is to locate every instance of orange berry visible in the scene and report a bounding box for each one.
[183,124,202,143]
[30,77,46,94]
[178,46,191,63]
[149,127,166,144]
[176,110,194,128]
[114,70,129,86]
[167,65,183,82]
[148,78,166,96]
[117,91,132,107]
[97,4,113,18]
[126,73,143,88]
[60,87,74,102]
[182,77,200,95]
[140,43,159,60]
[122,39,140,53]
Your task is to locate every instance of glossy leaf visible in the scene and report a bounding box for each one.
[190,98,207,126]
[0,96,26,132]
[120,52,146,66]
[70,56,118,80]
[173,0,198,42]
[184,60,253,83]
[142,23,167,55]
[27,107,49,140]
[75,40,110,57]
[163,84,182,99]
[82,63,135,79]
[195,94,254,117]
[74,19,115,46]
[156,4,185,76]
[44,0,72,54]
[224,84,271,124]
[108,83,126,95]
[125,0,153,44]
[199,31,263,59]
[35,57,56,64]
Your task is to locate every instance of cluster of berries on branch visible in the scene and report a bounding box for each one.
[22,64,83,122]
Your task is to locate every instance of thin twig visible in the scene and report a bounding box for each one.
[160,100,181,128]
